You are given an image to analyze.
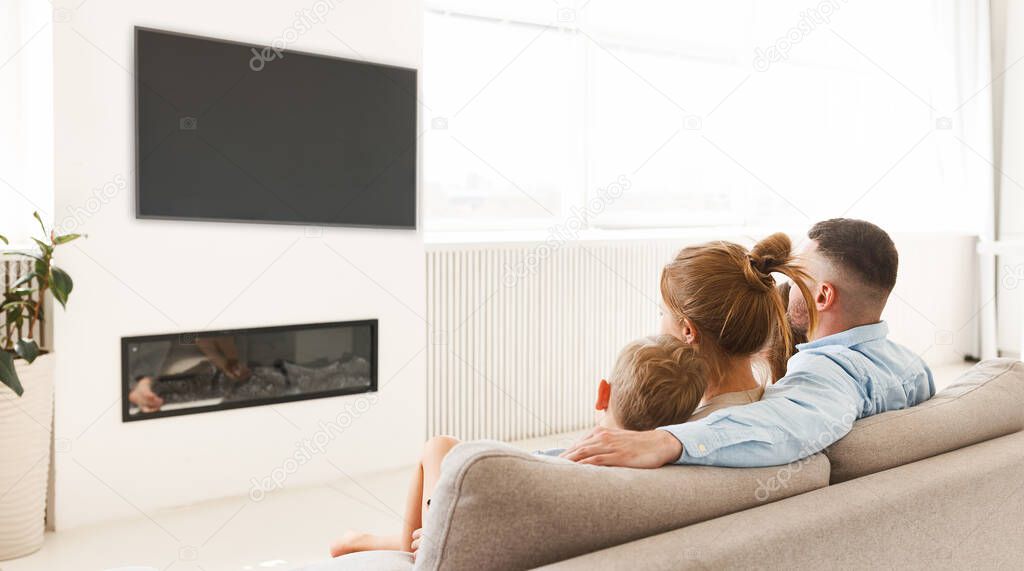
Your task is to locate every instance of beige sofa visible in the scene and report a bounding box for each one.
[322,359,1024,570]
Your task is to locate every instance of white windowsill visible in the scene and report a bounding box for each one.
[424,224,809,248]
[0,243,40,255]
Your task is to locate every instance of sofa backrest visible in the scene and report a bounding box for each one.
[824,358,1024,484]
[415,442,830,571]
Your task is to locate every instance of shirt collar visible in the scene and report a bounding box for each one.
[796,321,889,351]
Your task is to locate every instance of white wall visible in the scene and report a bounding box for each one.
[51,0,426,529]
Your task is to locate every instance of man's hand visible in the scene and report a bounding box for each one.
[560,426,683,468]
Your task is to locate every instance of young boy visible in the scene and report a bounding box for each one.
[329,334,708,558]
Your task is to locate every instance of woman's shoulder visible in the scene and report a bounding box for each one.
[687,385,765,422]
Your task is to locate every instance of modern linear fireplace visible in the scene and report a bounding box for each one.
[121,320,377,421]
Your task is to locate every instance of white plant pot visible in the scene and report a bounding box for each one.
[0,353,54,560]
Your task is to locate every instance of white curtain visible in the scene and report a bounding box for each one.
[930,0,995,358]
[0,0,53,244]
[991,0,1024,358]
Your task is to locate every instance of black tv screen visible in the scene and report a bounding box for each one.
[135,28,417,228]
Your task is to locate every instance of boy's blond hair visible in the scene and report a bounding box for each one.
[608,335,707,431]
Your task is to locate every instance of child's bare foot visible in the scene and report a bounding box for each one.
[329,531,371,557]
[330,531,402,557]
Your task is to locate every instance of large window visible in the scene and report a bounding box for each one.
[0,0,52,240]
[423,0,989,234]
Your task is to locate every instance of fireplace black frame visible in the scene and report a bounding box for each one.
[121,319,378,422]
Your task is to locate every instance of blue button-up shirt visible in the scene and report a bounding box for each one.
[660,321,934,467]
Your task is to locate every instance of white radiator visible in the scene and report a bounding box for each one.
[0,256,45,348]
[426,238,685,441]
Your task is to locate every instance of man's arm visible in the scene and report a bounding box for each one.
[563,354,863,468]
[661,367,862,467]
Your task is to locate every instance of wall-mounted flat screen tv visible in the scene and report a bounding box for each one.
[135,27,417,228]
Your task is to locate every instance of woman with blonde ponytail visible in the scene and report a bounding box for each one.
[656,233,817,419]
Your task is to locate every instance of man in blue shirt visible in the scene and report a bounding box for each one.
[563,218,935,468]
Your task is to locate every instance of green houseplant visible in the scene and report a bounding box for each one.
[0,212,79,395]
[0,212,79,559]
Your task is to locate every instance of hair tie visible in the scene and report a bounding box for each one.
[748,254,764,274]
[748,255,776,287]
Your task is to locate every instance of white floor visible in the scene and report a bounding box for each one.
[3,431,586,571]
[4,362,975,571]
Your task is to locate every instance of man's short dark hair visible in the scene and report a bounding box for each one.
[808,218,898,294]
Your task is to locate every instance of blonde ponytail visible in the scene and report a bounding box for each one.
[660,233,818,382]
[750,233,818,380]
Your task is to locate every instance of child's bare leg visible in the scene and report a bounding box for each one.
[329,436,461,557]
[399,435,461,551]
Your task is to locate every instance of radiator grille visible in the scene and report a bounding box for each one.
[0,256,45,348]
[426,239,683,441]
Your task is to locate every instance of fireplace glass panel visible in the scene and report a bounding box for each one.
[122,320,376,420]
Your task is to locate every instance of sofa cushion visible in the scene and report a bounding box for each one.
[301,551,413,571]
[824,358,1024,484]
[415,441,830,571]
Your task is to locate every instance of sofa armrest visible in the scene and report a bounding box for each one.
[415,440,830,570]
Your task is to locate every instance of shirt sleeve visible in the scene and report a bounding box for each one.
[658,353,863,467]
